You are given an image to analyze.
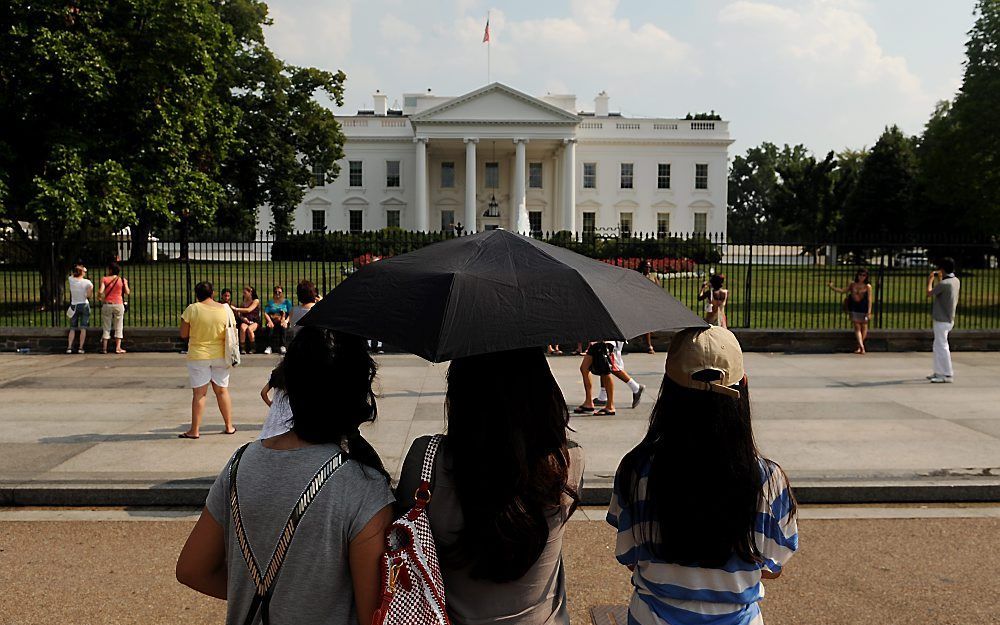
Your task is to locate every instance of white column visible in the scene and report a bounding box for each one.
[562,138,577,233]
[551,153,560,234]
[513,138,528,234]
[414,137,429,232]
[464,138,478,233]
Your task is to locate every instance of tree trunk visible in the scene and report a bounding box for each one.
[35,228,69,323]
[129,219,151,262]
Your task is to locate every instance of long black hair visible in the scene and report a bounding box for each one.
[618,376,795,567]
[444,347,578,582]
[282,326,389,480]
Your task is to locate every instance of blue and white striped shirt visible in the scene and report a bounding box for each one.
[607,456,798,625]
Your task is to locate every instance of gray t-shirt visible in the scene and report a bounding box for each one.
[206,441,395,625]
[931,275,960,323]
[396,435,585,625]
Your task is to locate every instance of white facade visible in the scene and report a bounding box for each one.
[258,83,733,236]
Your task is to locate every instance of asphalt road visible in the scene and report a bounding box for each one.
[1,513,998,624]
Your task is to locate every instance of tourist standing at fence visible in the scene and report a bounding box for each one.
[927,258,960,383]
[608,326,798,625]
[66,265,93,354]
[698,273,729,328]
[639,260,657,353]
[98,263,129,354]
[178,281,236,439]
[177,328,394,625]
[231,286,260,354]
[287,280,319,342]
[396,348,583,625]
[262,285,292,355]
[828,269,872,354]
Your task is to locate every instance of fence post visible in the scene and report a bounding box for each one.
[743,233,753,329]
[874,251,886,330]
[50,239,58,327]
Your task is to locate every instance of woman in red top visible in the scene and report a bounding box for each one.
[98,263,130,354]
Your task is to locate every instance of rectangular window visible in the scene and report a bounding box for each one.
[620,163,634,189]
[386,210,400,229]
[441,162,455,188]
[311,210,326,233]
[312,163,325,187]
[349,161,363,187]
[349,210,363,234]
[528,162,543,189]
[485,162,499,189]
[386,160,400,188]
[620,212,633,236]
[583,163,597,189]
[657,212,670,239]
[582,212,596,234]
[529,211,542,234]
[694,212,708,235]
[441,210,456,232]
[695,163,709,190]
[657,163,671,189]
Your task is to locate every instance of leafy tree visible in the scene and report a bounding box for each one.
[0,0,347,303]
[916,0,1000,237]
[844,126,918,237]
[771,150,839,241]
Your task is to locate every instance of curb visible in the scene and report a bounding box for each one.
[4,479,1000,508]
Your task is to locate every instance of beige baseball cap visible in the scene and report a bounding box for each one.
[665,326,745,399]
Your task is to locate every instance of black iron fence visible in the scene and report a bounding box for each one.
[2,229,998,330]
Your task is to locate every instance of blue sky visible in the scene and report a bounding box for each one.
[263,0,976,156]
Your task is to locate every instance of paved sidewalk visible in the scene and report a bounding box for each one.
[2,350,999,504]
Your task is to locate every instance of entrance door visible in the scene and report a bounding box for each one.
[441,210,456,232]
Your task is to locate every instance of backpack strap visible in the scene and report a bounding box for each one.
[229,443,348,625]
[413,434,443,506]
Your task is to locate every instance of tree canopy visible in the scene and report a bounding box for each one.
[0,0,346,302]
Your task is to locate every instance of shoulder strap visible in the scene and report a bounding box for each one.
[414,434,443,504]
[230,443,348,625]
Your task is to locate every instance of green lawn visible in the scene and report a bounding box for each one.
[2,261,998,330]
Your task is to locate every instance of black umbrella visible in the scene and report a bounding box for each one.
[300,229,707,362]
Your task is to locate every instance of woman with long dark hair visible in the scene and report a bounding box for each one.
[828,268,872,354]
[177,327,395,625]
[396,348,584,625]
[608,327,798,625]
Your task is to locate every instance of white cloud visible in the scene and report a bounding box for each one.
[715,0,932,149]
[265,0,353,68]
[379,14,422,45]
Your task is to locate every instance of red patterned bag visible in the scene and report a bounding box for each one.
[371,434,450,625]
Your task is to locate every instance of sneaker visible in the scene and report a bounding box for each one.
[926,374,938,380]
[929,376,953,384]
[279,346,286,355]
[594,398,607,406]
[78,349,85,354]
[66,349,73,354]
[263,346,272,355]
[632,384,646,409]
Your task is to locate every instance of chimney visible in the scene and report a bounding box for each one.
[373,90,388,116]
[594,91,609,117]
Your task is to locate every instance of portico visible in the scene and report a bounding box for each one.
[408,83,581,233]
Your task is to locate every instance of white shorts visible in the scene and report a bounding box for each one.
[187,359,231,388]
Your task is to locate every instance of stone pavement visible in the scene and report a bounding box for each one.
[2,350,999,504]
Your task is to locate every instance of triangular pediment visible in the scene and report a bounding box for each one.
[411,83,580,125]
[304,196,333,207]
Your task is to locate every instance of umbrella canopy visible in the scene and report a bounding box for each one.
[300,229,707,362]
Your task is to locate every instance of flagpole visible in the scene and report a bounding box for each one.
[487,11,491,84]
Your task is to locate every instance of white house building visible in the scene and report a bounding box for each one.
[257,82,733,236]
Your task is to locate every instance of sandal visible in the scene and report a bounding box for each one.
[222,428,237,435]
[595,408,616,416]
[177,432,200,439]
[573,406,595,414]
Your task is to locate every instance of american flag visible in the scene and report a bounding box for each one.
[483,18,490,43]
